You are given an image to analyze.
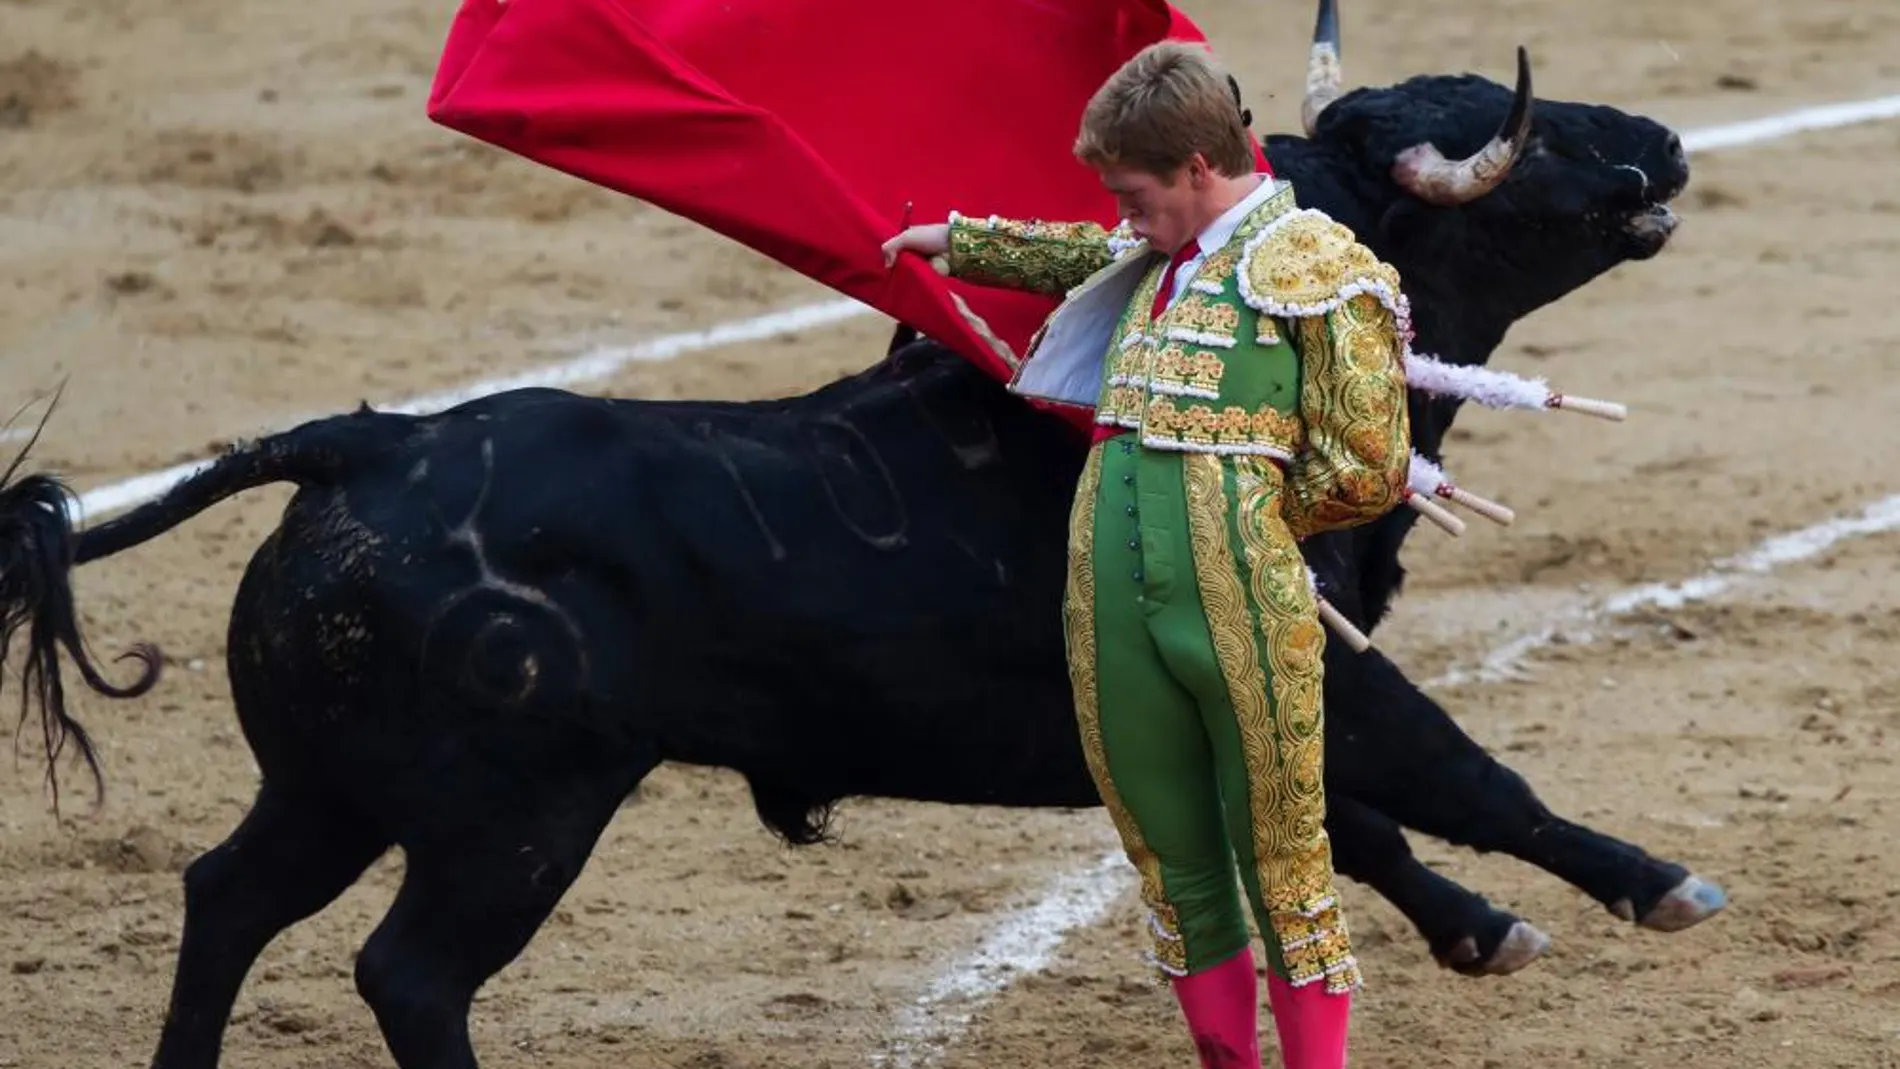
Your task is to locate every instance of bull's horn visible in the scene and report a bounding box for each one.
[1391,46,1536,206]
[1300,0,1343,136]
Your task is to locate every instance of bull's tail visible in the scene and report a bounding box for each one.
[0,403,384,810]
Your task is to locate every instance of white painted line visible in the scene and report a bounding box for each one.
[871,91,1900,1068]
[71,299,872,519]
[379,299,870,416]
[875,849,1127,1069]
[1434,492,1900,687]
[1680,94,1900,153]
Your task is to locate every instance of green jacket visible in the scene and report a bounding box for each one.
[944,181,1413,539]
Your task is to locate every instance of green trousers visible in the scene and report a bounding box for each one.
[1063,435,1361,994]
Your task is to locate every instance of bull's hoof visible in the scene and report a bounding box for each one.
[1443,920,1550,977]
[1484,921,1551,974]
[1634,874,1728,932]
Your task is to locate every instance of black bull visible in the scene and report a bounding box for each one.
[0,55,1726,1069]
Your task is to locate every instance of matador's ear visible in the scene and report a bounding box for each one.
[1227,73,1254,129]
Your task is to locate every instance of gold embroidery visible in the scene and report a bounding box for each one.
[1227,456,1363,994]
[1150,342,1190,390]
[1143,395,1179,438]
[1250,404,1305,453]
[1065,448,1187,977]
[1100,347,1126,392]
[1230,182,1302,242]
[1132,260,1168,326]
[1168,295,1241,341]
[1255,316,1281,346]
[1283,296,1411,539]
[1112,337,1153,386]
[1181,403,1218,446]
[1215,405,1252,447]
[1181,456,1357,992]
[1239,211,1402,314]
[946,214,1117,296]
[1138,399,1300,458]
[1195,247,1239,287]
[1231,456,1269,498]
[1097,382,1145,425]
[1187,350,1227,394]
[1118,385,1145,422]
[1096,265,1168,409]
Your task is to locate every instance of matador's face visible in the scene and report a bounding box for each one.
[1095,160,1206,257]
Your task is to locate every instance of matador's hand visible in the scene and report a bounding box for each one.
[881,223,950,269]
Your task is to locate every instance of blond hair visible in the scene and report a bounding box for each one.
[1073,41,1254,178]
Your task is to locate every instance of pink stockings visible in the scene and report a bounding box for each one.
[1170,949,1352,1069]
[1170,949,1260,1069]
[1265,969,1352,1069]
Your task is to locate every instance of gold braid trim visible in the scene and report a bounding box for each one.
[1283,300,1410,538]
[1233,205,1412,539]
[1063,448,1187,978]
[1234,456,1360,992]
[1184,454,1362,994]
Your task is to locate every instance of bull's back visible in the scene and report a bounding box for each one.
[224,377,1092,803]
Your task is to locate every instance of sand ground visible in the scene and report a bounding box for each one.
[2,0,1898,1066]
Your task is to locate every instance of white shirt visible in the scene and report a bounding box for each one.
[1157,173,1279,311]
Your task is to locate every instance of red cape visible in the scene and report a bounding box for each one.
[427,0,1267,428]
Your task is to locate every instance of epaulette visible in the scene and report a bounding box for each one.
[1236,208,1407,327]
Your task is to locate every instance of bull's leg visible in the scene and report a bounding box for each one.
[1325,646,1726,933]
[353,747,654,1069]
[150,782,389,1069]
[1326,794,1548,976]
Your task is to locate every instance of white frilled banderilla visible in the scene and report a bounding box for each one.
[1311,352,1627,653]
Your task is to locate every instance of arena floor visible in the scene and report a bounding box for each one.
[3,0,1899,1066]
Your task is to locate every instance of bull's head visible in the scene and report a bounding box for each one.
[1271,0,1688,337]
